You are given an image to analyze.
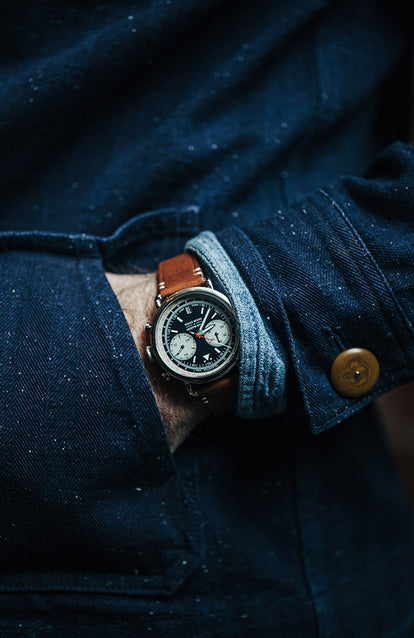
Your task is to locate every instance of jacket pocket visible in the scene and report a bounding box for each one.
[0,206,203,596]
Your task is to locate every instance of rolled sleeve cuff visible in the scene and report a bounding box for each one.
[186,230,287,420]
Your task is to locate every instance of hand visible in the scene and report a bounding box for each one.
[105,272,210,453]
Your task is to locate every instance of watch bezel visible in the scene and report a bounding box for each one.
[149,287,239,384]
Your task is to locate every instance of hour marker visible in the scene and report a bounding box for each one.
[203,353,210,361]
[176,317,183,322]
[201,307,205,314]
[192,356,197,363]
[214,348,220,353]
[171,329,178,333]
[212,312,217,319]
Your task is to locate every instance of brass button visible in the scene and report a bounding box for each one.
[330,348,379,398]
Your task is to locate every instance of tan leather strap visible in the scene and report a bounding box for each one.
[157,252,238,415]
[197,373,238,415]
[158,252,206,299]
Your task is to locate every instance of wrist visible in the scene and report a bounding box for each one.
[105,271,210,452]
[105,271,157,360]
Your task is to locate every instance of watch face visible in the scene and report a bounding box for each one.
[151,287,239,383]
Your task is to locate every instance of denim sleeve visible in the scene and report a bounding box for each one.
[191,142,414,434]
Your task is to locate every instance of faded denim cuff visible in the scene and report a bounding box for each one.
[186,230,287,419]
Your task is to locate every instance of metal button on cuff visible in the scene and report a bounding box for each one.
[330,348,380,398]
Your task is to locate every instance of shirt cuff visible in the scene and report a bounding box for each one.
[186,230,287,419]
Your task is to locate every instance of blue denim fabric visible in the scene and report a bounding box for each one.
[216,145,414,434]
[186,231,287,419]
[0,215,204,598]
[1,0,414,636]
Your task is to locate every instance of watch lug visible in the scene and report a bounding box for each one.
[145,321,152,334]
[155,293,163,308]
[146,345,155,363]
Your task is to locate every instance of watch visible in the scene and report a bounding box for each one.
[145,253,239,414]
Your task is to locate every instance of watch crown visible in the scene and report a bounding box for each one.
[145,321,152,334]
[146,345,155,363]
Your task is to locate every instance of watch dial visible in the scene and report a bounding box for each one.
[152,289,238,382]
[169,333,197,360]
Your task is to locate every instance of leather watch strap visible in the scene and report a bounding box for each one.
[196,373,238,415]
[158,253,206,299]
[156,252,238,415]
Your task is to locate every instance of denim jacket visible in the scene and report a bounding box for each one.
[1,0,414,636]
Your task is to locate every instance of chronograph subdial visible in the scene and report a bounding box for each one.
[202,319,230,347]
[169,333,197,361]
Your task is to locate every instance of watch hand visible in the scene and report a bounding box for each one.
[188,330,212,341]
[207,341,232,350]
[198,307,210,333]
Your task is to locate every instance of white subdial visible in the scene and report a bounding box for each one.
[170,333,197,361]
[203,319,230,347]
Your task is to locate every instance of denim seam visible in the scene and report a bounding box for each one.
[77,260,145,446]
[319,188,414,346]
[0,234,100,257]
[98,206,200,259]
